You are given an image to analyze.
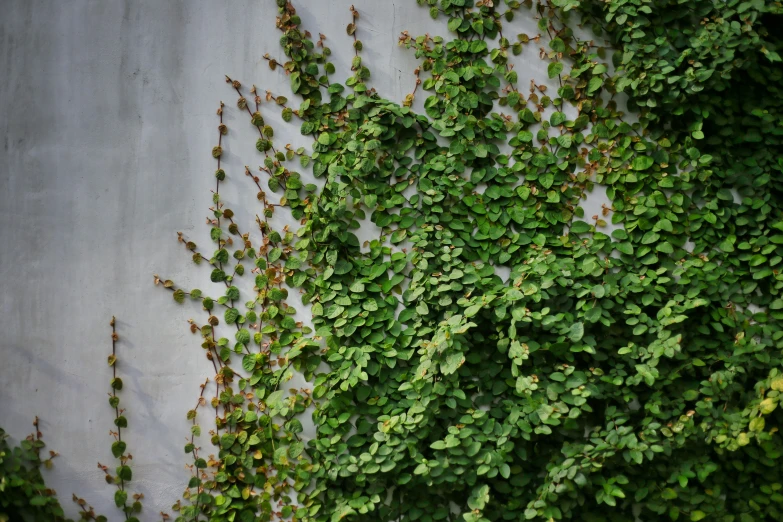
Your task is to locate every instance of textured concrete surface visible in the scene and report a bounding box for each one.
[0,1,610,518]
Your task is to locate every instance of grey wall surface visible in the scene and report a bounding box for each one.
[0,1,609,518]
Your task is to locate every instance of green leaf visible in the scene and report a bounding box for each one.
[116,465,132,481]
[288,441,304,458]
[236,328,250,344]
[550,38,566,53]
[29,496,50,506]
[570,221,592,234]
[220,433,236,449]
[115,490,128,508]
[225,308,239,324]
[587,76,603,94]
[632,156,654,170]
[569,322,584,342]
[112,441,127,458]
[267,390,284,409]
[441,352,465,374]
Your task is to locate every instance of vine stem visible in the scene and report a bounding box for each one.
[110,318,123,482]
[225,75,280,157]
[188,378,209,521]
[350,5,359,57]
[109,316,131,521]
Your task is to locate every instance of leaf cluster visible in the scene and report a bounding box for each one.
[160,0,783,521]
[0,421,71,522]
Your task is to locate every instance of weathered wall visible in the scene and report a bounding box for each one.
[0,1,608,518]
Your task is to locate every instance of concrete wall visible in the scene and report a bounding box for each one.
[0,1,608,518]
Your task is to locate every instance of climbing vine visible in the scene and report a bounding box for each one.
[69,318,148,522]
[4,0,782,521]
[155,0,783,521]
[0,318,151,522]
[0,418,69,522]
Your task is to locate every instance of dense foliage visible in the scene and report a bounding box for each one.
[10,0,783,521]
[156,0,783,521]
[0,420,70,522]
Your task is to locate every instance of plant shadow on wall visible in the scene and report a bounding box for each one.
[4,0,783,521]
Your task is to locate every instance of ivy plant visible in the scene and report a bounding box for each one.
[152,0,783,521]
[0,318,153,522]
[0,419,71,522]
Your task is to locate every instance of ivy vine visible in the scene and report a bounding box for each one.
[0,318,155,522]
[0,418,69,522]
[155,0,783,521]
[5,0,782,521]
